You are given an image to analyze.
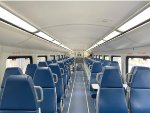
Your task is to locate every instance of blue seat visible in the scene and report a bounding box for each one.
[1,67,23,89]
[57,61,68,97]
[110,61,119,67]
[130,66,150,113]
[38,62,48,67]
[52,60,57,63]
[96,67,128,113]
[34,67,57,113]
[90,61,102,85]
[102,60,111,66]
[25,64,38,79]
[49,64,64,112]
[46,60,53,65]
[0,75,39,113]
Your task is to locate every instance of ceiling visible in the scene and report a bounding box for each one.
[0,1,149,51]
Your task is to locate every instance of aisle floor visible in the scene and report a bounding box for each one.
[62,64,96,113]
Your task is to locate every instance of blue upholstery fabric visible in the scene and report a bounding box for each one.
[100,66,123,88]
[33,67,57,113]
[110,61,119,67]
[49,64,64,111]
[91,61,102,73]
[46,60,52,65]
[38,62,48,67]
[1,67,23,88]
[96,66,128,113]
[58,61,68,91]
[130,67,150,113]
[0,75,38,113]
[97,88,128,113]
[131,66,150,88]
[34,67,55,88]
[25,64,37,79]
[52,60,57,63]
[102,60,111,66]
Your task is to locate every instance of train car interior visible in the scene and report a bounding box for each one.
[0,1,150,113]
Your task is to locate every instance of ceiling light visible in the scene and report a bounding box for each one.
[97,40,105,45]
[52,40,61,45]
[118,7,150,32]
[60,44,66,48]
[103,31,120,41]
[93,44,98,48]
[35,32,54,42]
[0,7,37,33]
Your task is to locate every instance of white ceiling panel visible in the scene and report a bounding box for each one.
[1,1,148,51]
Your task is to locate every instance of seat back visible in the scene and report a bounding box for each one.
[46,60,52,65]
[102,60,111,66]
[25,64,37,79]
[34,67,57,113]
[1,67,23,89]
[49,64,64,103]
[0,75,38,113]
[96,67,128,113]
[130,67,150,113]
[38,62,48,67]
[91,61,102,73]
[110,61,119,67]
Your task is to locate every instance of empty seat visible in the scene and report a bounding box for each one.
[49,64,64,112]
[96,67,128,113]
[110,61,119,67]
[38,62,48,67]
[102,60,111,66]
[1,67,23,89]
[90,61,102,85]
[34,67,57,113]
[57,61,68,97]
[130,66,150,113]
[46,60,52,65]
[52,60,57,63]
[25,64,38,79]
[0,75,39,113]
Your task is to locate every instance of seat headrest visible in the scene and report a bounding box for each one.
[91,61,102,73]
[0,75,38,110]
[110,61,119,67]
[52,60,57,63]
[102,60,111,66]
[46,60,52,65]
[34,67,55,88]
[1,67,23,88]
[25,64,37,79]
[101,66,123,88]
[131,66,150,88]
[38,62,48,67]
[49,64,62,78]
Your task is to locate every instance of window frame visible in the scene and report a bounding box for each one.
[126,56,150,73]
[111,55,121,61]
[7,56,33,64]
[37,55,47,61]
[104,55,109,60]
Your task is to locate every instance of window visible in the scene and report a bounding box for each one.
[6,56,32,73]
[50,55,55,60]
[99,55,103,59]
[56,55,60,60]
[111,56,122,72]
[104,55,109,60]
[37,56,47,63]
[126,56,150,73]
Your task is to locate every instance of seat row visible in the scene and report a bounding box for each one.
[85,57,150,113]
[0,57,75,113]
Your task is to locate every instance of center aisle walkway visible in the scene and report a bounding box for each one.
[62,63,96,113]
[68,71,89,113]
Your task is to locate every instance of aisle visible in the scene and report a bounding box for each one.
[68,71,89,113]
[62,63,95,113]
